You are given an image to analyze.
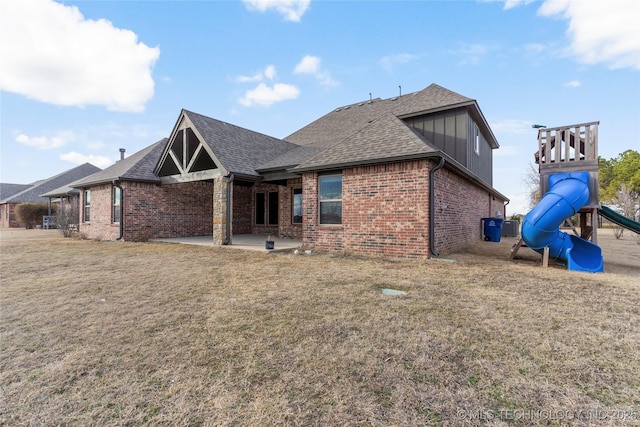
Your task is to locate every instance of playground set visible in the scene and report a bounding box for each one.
[509,121,640,273]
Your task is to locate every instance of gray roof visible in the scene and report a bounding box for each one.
[40,184,80,199]
[64,84,500,188]
[284,83,482,149]
[0,163,101,204]
[0,183,31,201]
[256,145,325,171]
[72,139,167,187]
[294,112,437,171]
[183,110,298,177]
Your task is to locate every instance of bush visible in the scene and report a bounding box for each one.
[56,198,80,238]
[15,203,51,229]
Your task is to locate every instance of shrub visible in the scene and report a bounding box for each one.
[14,203,51,229]
[56,197,80,238]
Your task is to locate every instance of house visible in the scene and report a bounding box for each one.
[72,84,508,257]
[0,163,101,228]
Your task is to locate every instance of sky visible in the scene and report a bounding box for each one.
[1,0,639,216]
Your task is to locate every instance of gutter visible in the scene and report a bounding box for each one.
[429,156,446,257]
[112,179,124,241]
[223,173,235,245]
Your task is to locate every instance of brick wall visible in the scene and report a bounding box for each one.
[279,178,303,239]
[125,181,213,241]
[302,159,507,259]
[0,203,21,228]
[79,184,119,240]
[432,167,506,255]
[80,181,214,241]
[232,182,253,235]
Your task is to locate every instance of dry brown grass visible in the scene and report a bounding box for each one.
[1,228,638,426]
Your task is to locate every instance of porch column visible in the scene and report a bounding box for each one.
[212,176,229,245]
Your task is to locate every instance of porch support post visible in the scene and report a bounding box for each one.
[212,176,228,245]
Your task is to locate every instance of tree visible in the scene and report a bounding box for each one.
[599,150,640,205]
[599,150,640,238]
[524,162,541,209]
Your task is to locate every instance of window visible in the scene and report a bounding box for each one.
[474,125,480,155]
[292,188,302,224]
[83,190,91,222]
[255,192,265,225]
[268,191,279,225]
[319,174,342,225]
[113,186,121,223]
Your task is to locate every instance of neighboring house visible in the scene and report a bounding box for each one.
[73,84,508,258]
[0,184,31,227]
[0,163,101,228]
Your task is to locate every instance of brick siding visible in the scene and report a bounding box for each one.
[80,181,213,241]
[302,159,507,258]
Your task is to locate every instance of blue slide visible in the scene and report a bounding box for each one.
[522,172,604,273]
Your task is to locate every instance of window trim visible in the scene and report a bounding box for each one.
[112,186,121,224]
[292,187,303,225]
[318,174,343,225]
[83,189,91,222]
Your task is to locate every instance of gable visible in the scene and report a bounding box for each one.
[156,113,223,183]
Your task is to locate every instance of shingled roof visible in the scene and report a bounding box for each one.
[72,139,167,187]
[180,110,298,177]
[0,163,101,204]
[294,112,438,172]
[0,183,31,201]
[284,83,488,150]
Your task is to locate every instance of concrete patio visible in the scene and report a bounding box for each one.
[151,234,302,253]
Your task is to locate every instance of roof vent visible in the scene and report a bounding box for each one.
[335,108,341,112]
[358,102,364,106]
[343,105,350,110]
[119,148,126,160]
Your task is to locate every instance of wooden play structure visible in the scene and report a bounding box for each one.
[511,121,601,265]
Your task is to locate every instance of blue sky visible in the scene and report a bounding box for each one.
[1,0,639,215]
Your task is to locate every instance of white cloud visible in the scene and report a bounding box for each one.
[15,131,75,150]
[293,55,337,86]
[243,0,310,22]
[502,0,535,10]
[379,53,419,71]
[264,65,277,80]
[503,0,640,70]
[564,80,581,88]
[239,83,300,107]
[294,55,321,74]
[0,0,160,112]
[60,151,113,168]
[236,65,277,83]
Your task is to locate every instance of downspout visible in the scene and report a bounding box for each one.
[223,174,235,245]
[429,156,446,257]
[503,200,510,218]
[112,179,123,241]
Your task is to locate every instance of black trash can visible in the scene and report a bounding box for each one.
[482,218,503,242]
